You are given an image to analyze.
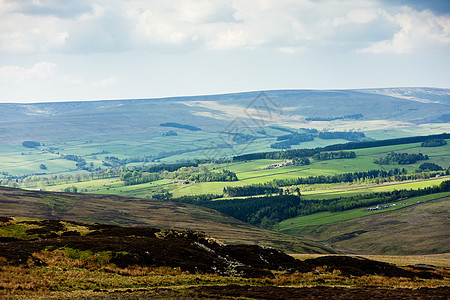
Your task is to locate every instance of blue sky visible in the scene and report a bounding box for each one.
[0,0,449,103]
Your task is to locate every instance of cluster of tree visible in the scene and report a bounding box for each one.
[312,151,356,160]
[88,150,109,156]
[61,154,85,163]
[60,154,89,169]
[142,162,199,173]
[63,186,78,193]
[421,139,447,147]
[419,163,443,171]
[150,192,172,200]
[169,194,223,203]
[162,131,178,136]
[276,133,312,142]
[121,171,162,186]
[322,133,450,152]
[319,131,366,142]
[306,114,363,121]
[22,141,41,148]
[1,167,127,189]
[268,126,297,133]
[177,181,450,228]
[233,148,319,161]
[160,122,201,131]
[222,168,409,197]
[231,133,255,144]
[292,157,310,166]
[270,133,314,149]
[173,194,300,228]
[177,169,238,182]
[233,133,450,162]
[271,168,410,187]
[298,128,318,133]
[102,156,158,167]
[374,152,428,165]
[223,183,281,197]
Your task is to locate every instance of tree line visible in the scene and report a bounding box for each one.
[174,180,450,228]
[223,168,410,197]
[270,133,314,149]
[318,131,365,142]
[421,139,447,147]
[223,183,281,197]
[312,151,356,160]
[306,114,363,121]
[121,171,162,186]
[121,167,238,186]
[233,133,450,161]
[160,122,201,131]
[177,169,238,182]
[22,141,41,148]
[374,152,428,165]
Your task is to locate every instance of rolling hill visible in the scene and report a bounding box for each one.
[0,186,334,254]
[2,88,449,144]
[1,88,449,176]
[278,195,450,255]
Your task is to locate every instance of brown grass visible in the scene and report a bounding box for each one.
[2,261,449,300]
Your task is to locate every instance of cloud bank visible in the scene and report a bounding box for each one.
[0,0,449,102]
[1,0,448,54]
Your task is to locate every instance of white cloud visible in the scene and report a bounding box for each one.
[0,62,123,102]
[360,8,450,54]
[0,12,69,52]
[94,76,119,87]
[0,62,58,82]
[0,0,448,54]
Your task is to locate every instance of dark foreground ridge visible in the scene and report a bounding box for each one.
[0,217,443,280]
[78,286,450,300]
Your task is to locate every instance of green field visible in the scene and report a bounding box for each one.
[275,192,450,233]
[10,139,449,201]
[301,176,449,200]
[284,196,450,255]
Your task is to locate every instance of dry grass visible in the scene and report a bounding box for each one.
[1,247,449,299]
[2,252,449,300]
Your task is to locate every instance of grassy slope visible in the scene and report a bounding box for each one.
[276,192,450,230]
[1,87,449,176]
[0,187,334,254]
[281,196,450,255]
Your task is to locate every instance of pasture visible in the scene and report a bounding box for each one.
[275,191,450,233]
[12,139,449,201]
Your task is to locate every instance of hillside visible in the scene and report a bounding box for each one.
[0,187,333,254]
[279,196,450,255]
[1,217,448,299]
[1,88,449,176]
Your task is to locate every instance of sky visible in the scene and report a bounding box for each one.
[0,0,449,103]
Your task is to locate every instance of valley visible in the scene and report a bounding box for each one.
[1,88,449,299]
